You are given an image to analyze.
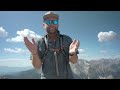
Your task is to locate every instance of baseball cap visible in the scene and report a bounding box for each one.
[43,11,59,20]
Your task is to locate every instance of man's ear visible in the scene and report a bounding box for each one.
[43,23,46,29]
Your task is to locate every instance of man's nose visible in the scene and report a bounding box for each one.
[49,23,55,26]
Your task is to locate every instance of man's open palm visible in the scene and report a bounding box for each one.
[69,39,80,55]
[24,37,38,55]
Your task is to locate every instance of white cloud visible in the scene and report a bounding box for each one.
[6,36,23,42]
[78,49,85,53]
[0,27,8,37]
[6,29,41,43]
[4,48,29,54]
[77,49,90,60]
[78,53,91,60]
[98,31,119,42]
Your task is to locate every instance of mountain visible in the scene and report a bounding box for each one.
[0,68,40,79]
[70,59,90,79]
[0,66,33,75]
[70,58,120,79]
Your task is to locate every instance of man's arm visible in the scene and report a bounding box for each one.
[24,37,42,70]
[69,39,80,64]
[32,54,42,70]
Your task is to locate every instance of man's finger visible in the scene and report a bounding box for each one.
[24,37,29,43]
[32,38,36,45]
[77,40,80,46]
[24,37,33,47]
[75,40,80,48]
[24,37,31,44]
[72,39,76,45]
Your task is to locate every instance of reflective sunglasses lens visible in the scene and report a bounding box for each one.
[53,20,58,25]
[46,20,51,25]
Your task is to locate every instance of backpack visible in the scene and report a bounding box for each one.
[41,34,70,77]
[41,34,69,61]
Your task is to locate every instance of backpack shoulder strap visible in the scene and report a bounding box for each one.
[59,34,69,61]
[43,35,48,49]
[60,34,63,50]
[59,34,69,78]
[42,35,49,59]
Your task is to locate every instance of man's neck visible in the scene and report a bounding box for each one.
[48,33,59,41]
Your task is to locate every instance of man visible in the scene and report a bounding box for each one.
[24,11,80,79]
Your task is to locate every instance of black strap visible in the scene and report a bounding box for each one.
[59,35,69,62]
[42,35,49,59]
[59,35,69,79]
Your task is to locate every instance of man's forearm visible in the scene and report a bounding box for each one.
[69,54,78,64]
[32,54,42,70]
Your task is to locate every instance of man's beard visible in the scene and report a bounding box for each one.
[46,27,58,34]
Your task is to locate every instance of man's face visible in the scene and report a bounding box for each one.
[43,17,59,34]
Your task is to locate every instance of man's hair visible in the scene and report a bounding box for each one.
[43,11,59,21]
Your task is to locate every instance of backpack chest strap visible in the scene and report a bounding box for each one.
[49,47,65,52]
[50,48,61,52]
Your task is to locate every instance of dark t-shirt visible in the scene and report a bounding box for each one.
[31,34,78,79]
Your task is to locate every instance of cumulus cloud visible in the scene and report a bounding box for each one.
[4,48,29,54]
[0,27,8,37]
[6,36,23,42]
[6,29,41,43]
[78,49,85,53]
[98,31,119,42]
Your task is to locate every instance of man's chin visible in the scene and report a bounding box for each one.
[48,31,57,34]
[47,29,58,34]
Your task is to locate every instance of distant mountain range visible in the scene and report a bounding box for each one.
[0,58,120,79]
[0,68,40,79]
[70,58,120,79]
[0,66,33,75]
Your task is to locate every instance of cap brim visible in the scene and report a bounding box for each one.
[43,14,59,20]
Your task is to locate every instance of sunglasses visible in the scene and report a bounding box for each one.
[45,20,58,25]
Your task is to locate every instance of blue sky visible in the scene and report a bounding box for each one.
[0,11,120,63]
